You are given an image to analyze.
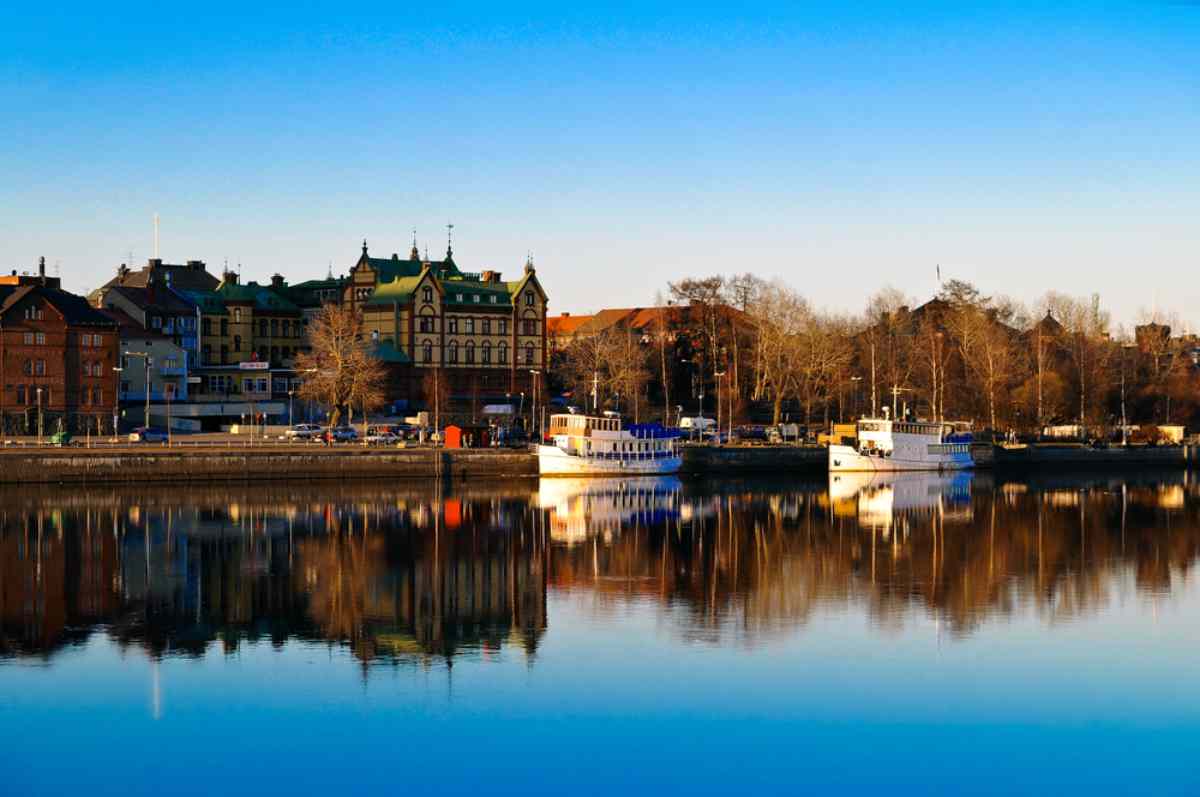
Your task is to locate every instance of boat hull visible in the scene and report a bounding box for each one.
[829,443,973,472]
[537,445,681,476]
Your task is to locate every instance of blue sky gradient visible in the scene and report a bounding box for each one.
[2,2,1198,324]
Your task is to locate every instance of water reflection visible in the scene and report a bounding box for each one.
[2,471,1199,665]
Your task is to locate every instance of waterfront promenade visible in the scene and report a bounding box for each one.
[0,438,1197,483]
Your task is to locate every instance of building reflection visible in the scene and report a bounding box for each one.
[3,471,1200,665]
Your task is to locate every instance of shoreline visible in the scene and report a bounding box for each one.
[0,442,1197,484]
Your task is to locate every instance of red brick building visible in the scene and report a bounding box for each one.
[0,259,119,435]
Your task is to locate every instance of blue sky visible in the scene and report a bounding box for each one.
[2,2,1198,326]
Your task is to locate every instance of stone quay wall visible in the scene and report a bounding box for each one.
[0,447,536,485]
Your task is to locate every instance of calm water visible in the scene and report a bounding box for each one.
[3,471,1200,795]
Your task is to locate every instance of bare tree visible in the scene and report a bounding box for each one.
[1046,292,1112,428]
[296,303,387,429]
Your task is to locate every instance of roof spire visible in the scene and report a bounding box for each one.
[446,222,454,259]
[327,260,334,280]
[362,238,368,256]
[410,229,420,260]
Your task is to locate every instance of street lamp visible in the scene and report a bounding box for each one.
[35,387,43,445]
[529,369,541,440]
[714,370,726,445]
[288,388,295,429]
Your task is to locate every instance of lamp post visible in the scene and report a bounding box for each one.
[112,365,123,440]
[288,389,295,429]
[35,387,43,445]
[529,369,541,441]
[714,370,726,445]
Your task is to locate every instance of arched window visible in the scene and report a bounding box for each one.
[498,343,508,364]
[448,342,458,363]
[524,343,535,364]
[482,342,491,364]
[525,292,534,306]
[466,342,475,364]
[422,341,433,363]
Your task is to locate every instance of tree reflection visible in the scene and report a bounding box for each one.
[1,472,1198,666]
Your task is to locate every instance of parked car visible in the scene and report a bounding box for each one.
[330,426,358,442]
[284,423,323,440]
[129,427,168,443]
[365,426,400,445]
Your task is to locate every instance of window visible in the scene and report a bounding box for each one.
[466,342,475,364]
[482,319,491,335]
[455,293,464,303]
[525,343,534,365]
[499,319,508,335]
[498,343,508,364]
[35,333,45,345]
[221,345,229,364]
[419,317,433,333]
[465,319,475,334]
[270,346,279,362]
[221,319,229,336]
[258,319,267,337]
[280,320,289,337]
[448,318,458,334]
[256,378,268,393]
[182,317,195,331]
[151,316,162,329]
[120,381,130,396]
[234,308,242,323]
[93,334,101,347]
[472,294,480,304]
[423,341,433,363]
[448,342,458,363]
[164,357,178,370]
[23,333,33,345]
[35,359,45,376]
[203,344,212,364]
[482,342,491,364]
[93,388,103,405]
[15,386,24,405]
[423,287,433,303]
[525,292,534,306]
[202,318,212,336]
[282,346,291,360]
[22,359,31,376]
[523,319,537,336]
[270,319,278,337]
[258,346,268,361]
[234,335,242,352]
[489,295,497,304]
[243,378,254,394]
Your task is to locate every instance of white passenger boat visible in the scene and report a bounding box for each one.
[538,411,683,476]
[829,413,973,472]
[537,476,682,543]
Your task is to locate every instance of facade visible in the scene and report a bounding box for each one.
[0,259,119,435]
[348,241,549,405]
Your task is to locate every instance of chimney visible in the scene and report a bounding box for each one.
[148,258,163,268]
[38,256,46,284]
[271,273,285,289]
[186,260,204,270]
[222,269,239,286]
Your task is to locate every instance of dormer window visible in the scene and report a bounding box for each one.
[456,293,464,303]
[423,287,433,303]
[525,292,534,306]
[489,295,497,304]
[472,295,480,303]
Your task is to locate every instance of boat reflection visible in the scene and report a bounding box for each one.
[538,476,681,544]
[3,472,1200,668]
[829,471,975,532]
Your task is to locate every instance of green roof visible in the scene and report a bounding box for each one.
[371,340,412,364]
[215,282,301,313]
[364,275,424,306]
[181,289,229,315]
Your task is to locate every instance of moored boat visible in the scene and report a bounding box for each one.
[538,411,682,476]
[829,412,973,472]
